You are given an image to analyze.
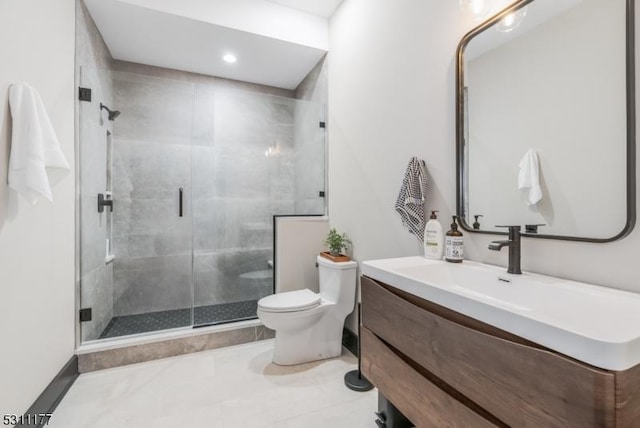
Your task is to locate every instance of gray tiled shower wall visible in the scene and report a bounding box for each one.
[78,68,116,340]
[110,64,324,317]
[76,0,115,342]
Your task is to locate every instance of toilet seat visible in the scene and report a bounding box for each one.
[258,289,321,313]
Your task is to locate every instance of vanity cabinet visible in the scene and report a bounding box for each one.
[360,276,640,428]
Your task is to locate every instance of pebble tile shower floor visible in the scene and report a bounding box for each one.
[99,300,259,338]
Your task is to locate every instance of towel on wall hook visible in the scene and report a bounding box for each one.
[518,148,542,206]
[8,83,70,204]
[395,157,429,242]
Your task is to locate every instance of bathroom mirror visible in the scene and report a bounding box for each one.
[456,0,636,242]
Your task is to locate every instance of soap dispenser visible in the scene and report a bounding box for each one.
[424,210,444,260]
[445,216,464,263]
[473,215,483,230]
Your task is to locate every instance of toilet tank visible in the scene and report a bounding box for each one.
[317,256,358,314]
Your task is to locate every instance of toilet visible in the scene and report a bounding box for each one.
[257,256,357,365]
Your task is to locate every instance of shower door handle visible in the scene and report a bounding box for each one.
[179,188,183,217]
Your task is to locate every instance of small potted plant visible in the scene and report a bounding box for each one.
[321,228,352,262]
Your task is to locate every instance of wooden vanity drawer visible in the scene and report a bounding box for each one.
[361,327,499,428]
[361,276,616,428]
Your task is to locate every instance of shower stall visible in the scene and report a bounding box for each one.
[78,65,326,343]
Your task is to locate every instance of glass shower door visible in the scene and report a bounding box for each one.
[79,67,195,341]
[79,66,328,339]
[190,84,268,326]
[191,85,326,327]
[78,65,117,342]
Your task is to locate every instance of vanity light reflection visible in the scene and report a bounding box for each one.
[496,6,528,32]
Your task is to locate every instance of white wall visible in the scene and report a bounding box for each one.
[328,0,640,334]
[328,0,468,260]
[0,0,76,415]
[275,217,329,294]
[328,0,467,330]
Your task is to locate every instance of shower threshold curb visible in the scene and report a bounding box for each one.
[77,319,262,355]
[76,320,274,372]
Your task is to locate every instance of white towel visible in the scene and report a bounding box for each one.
[395,157,429,242]
[8,83,70,204]
[518,148,542,206]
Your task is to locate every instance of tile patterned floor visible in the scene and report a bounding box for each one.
[49,340,377,428]
[194,300,258,325]
[100,300,259,339]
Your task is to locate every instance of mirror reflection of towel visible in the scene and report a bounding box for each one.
[395,157,428,241]
[518,149,542,206]
[8,83,70,204]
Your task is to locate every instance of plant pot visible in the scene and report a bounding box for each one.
[320,251,351,262]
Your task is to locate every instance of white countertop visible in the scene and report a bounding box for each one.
[361,256,640,371]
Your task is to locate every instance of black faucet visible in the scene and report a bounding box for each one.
[488,225,522,274]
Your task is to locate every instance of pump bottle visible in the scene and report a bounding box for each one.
[445,216,464,263]
[424,210,444,259]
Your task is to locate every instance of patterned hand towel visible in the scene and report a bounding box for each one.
[395,157,429,242]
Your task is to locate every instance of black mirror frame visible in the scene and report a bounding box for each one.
[455,0,636,243]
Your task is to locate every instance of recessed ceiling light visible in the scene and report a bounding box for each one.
[223,54,237,63]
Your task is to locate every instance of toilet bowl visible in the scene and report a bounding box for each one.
[257,256,357,365]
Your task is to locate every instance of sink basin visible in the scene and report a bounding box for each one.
[361,256,640,370]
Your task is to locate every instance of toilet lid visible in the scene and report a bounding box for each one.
[258,289,321,313]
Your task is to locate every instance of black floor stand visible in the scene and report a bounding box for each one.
[344,303,374,392]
